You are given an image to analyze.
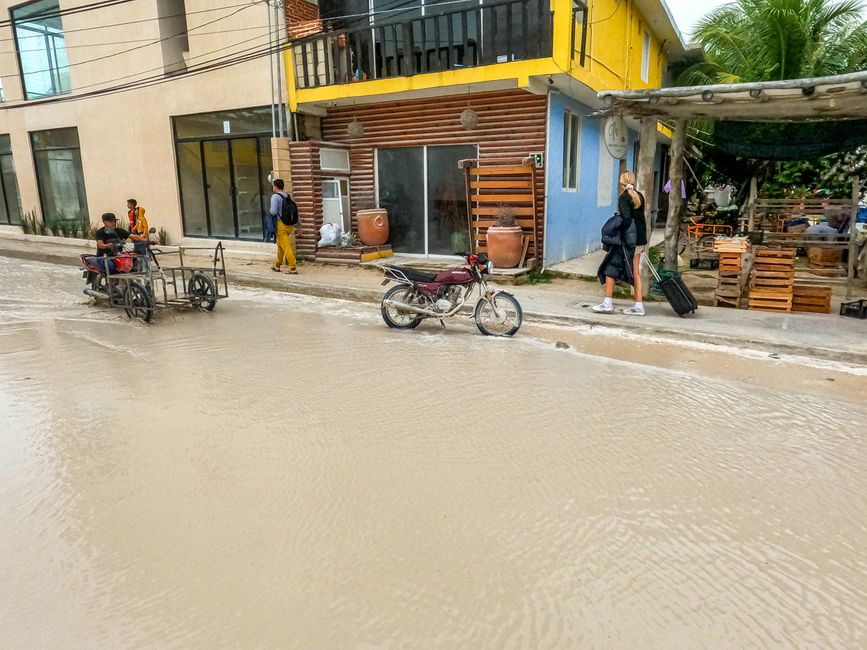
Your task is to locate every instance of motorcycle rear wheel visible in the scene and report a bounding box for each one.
[474,293,522,337]
[381,285,423,329]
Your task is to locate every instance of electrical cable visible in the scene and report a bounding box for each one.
[0,38,290,111]
[0,0,136,28]
[0,2,256,43]
[12,2,258,79]
[3,24,273,53]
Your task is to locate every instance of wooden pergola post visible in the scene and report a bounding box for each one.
[664,119,687,271]
[636,117,657,237]
[747,176,757,231]
[847,175,859,299]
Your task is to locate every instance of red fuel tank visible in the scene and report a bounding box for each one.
[434,268,474,284]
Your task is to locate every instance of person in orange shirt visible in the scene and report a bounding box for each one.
[127,198,149,242]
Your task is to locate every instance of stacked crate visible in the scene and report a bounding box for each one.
[714,237,749,308]
[748,248,796,312]
[715,252,745,308]
[792,285,832,313]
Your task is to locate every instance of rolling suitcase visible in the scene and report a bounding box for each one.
[643,252,698,317]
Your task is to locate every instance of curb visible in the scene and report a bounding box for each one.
[2,244,864,367]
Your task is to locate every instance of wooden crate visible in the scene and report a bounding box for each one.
[807,246,843,267]
[792,285,832,314]
[748,290,793,312]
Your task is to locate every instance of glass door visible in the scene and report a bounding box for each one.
[203,140,235,238]
[232,138,263,240]
[426,144,476,255]
[377,147,425,253]
[376,144,477,255]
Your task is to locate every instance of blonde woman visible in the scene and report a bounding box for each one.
[593,171,647,316]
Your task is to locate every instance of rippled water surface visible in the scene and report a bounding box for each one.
[1,256,866,648]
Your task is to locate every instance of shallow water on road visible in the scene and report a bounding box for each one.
[1,256,866,648]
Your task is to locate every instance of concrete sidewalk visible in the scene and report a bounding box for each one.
[1,231,865,365]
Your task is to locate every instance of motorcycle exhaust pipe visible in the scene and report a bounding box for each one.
[382,298,464,318]
[83,288,109,300]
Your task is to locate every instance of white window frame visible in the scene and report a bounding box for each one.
[562,111,580,191]
[641,30,651,83]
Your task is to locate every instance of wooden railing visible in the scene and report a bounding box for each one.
[293,0,553,89]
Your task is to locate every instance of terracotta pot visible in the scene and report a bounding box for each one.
[485,226,524,268]
[357,209,389,246]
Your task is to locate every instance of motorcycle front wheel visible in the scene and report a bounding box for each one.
[474,292,522,337]
[381,285,423,329]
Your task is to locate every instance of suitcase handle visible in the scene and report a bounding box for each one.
[643,251,663,283]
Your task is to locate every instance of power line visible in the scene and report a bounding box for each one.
[60,31,272,96]
[2,24,272,53]
[0,0,135,28]
[0,38,288,111]
[11,2,259,79]
[0,2,256,43]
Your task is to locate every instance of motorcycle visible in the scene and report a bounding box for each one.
[379,253,523,336]
[80,229,158,320]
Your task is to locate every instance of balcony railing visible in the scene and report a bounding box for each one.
[293,0,553,89]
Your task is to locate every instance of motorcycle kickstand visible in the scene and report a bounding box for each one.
[439,319,446,329]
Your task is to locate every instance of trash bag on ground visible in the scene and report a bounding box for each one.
[318,222,342,247]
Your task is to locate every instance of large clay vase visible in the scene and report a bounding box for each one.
[357,209,389,246]
[485,226,524,268]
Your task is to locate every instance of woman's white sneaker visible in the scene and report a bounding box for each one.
[592,302,614,313]
[622,306,646,316]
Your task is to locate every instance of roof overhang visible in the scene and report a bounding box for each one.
[598,71,867,121]
[633,0,688,58]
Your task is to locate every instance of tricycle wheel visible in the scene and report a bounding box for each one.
[124,281,153,323]
[91,272,107,295]
[188,272,217,311]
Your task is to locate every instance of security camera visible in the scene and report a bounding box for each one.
[548,77,554,85]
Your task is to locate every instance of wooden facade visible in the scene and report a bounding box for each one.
[288,141,323,260]
[311,89,548,259]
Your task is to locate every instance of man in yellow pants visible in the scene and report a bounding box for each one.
[269,179,301,274]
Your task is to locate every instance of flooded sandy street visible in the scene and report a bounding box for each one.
[1,256,866,648]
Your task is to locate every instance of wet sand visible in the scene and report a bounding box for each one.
[1,257,866,648]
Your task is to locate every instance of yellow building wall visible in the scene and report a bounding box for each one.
[290,0,671,109]
[558,0,667,92]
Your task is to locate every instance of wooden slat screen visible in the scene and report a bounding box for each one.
[288,141,323,259]
[464,161,538,261]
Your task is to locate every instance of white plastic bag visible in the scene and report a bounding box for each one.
[317,222,342,247]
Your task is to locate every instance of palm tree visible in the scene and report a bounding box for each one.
[680,0,867,85]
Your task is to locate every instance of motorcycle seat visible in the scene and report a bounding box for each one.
[384,266,438,283]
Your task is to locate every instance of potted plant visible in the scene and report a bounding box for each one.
[355,192,389,246]
[486,206,523,268]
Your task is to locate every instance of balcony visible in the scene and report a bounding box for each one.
[292,0,553,89]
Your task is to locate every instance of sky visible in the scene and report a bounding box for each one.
[665,0,729,38]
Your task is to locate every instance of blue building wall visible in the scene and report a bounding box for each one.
[543,92,640,266]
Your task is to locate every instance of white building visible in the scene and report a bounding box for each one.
[0,0,286,243]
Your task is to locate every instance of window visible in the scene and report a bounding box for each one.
[562,111,580,190]
[30,127,88,222]
[641,30,651,83]
[571,0,588,67]
[12,0,71,99]
[320,148,350,172]
[0,135,23,224]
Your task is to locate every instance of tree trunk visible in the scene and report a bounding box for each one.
[664,120,687,271]
[636,117,658,238]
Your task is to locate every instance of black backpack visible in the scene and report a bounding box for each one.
[600,212,623,251]
[279,193,299,226]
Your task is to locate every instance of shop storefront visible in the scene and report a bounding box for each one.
[174,107,276,240]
